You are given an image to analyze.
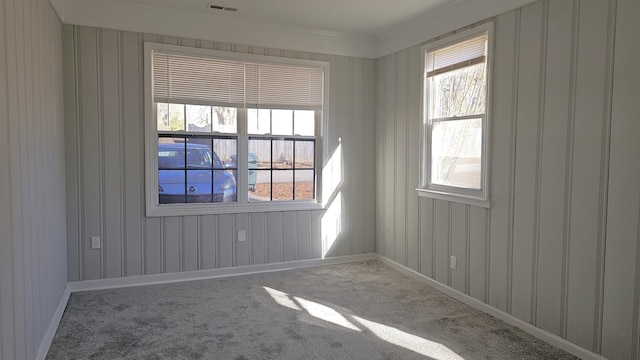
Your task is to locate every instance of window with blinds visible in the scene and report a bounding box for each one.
[152,52,324,110]
[419,24,492,208]
[144,43,328,216]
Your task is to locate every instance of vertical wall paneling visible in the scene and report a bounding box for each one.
[469,207,488,302]
[384,54,397,259]
[266,212,283,263]
[362,60,377,255]
[201,215,217,269]
[101,29,123,278]
[296,211,312,260]
[565,0,610,350]
[282,212,298,262]
[250,213,266,265]
[512,2,545,323]
[488,8,519,313]
[65,28,376,280]
[311,210,323,259]
[450,203,468,293]
[0,1,67,358]
[434,200,450,285]
[602,0,640,358]
[419,198,435,277]
[63,25,81,281]
[375,57,387,257]
[336,56,350,257]
[182,216,199,271]
[406,45,421,272]
[218,214,234,268]
[350,57,364,256]
[394,49,408,266]
[122,31,143,276]
[144,218,162,274]
[163,217,181,272]
[535,0,573,336]
[375,0,639,357]
[78,27,103,280]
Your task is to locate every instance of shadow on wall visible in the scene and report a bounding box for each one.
[321,140,343,258]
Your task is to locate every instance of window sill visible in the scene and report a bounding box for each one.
[416,188,490,208]
[146,201,324,217]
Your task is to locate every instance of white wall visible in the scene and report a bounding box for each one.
[63,26,377,281]
[0,0,68,359]
[375,0,640,359]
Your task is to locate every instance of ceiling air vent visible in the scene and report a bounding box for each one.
[208,4,238,12]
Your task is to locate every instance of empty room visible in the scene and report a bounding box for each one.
[1,0,639,359]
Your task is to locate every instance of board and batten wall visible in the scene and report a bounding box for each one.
[0,0,68,359]
[375,0,640,359]
[63,25,376,282]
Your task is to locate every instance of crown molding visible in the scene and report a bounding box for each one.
[55,0,377,58]
[50,0,538,59]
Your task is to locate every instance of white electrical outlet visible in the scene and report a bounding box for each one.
[450,255,457,269]
[238,230,246,242]
[91,236,101,249]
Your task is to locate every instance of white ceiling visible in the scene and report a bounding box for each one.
[52,0,538,58]
[109,0,457,36]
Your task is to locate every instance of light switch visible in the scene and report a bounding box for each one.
[91,236,101,249]
[238,230,246,242]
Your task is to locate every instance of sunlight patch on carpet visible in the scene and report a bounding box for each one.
[294,296,361,332]
[263,286,302,311]
[352,315,465,360]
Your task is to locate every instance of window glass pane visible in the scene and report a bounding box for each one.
[168,103,185,131]
[248,109,271,135]
[186,105,211,132]
[211,106,237,133]
[272,109,293,135]
[294,141,314,169]
[429,62,486,119]
[158,138,186,169]
[431,118,482,189]
[294,110,314,136]
[212,138,236,169]
[185,143,213,169]
[273,140,293,169]
[250,170,272,202]
[157,103,170,131]
[158,170,186,204]
[295,170,314,200]
[272,170,293,201]
[213,169,237,203]
[186,170,213,203]
[249,139,271,166]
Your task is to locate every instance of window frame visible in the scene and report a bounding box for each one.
[144,42,329,217]
[417,23,494,208]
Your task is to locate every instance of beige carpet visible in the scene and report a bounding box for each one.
[47,261,577,359]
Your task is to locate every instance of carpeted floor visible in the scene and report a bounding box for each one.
[47,261,578,359]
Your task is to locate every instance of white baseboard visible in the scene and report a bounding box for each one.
[35,283,72,360]
[376,255,608,360]
[36,254,376,359]
[69,253,378,292]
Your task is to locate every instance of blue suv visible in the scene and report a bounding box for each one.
[158,142,236,204]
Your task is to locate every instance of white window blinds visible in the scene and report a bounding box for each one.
[153,51,324,110]
[426,34,487,77]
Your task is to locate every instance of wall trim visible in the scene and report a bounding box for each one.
[35,284,72,360]
[68,253,377,292]
[376,254,608,360]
